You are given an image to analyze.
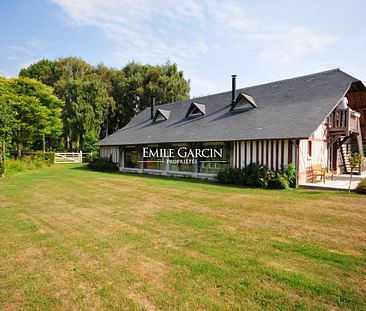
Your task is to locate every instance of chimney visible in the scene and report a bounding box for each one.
[231,74,237,105]
[150,96,156,119]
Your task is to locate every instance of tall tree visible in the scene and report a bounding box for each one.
[19,59,56,86]
[8,77,63,156]
[19,58,190,146]
[0,77,16,176]
[110,61,190,132]
[21,57,114,150]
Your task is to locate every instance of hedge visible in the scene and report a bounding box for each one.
[216,163,297,190]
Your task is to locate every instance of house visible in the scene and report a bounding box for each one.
[96,69,366,184]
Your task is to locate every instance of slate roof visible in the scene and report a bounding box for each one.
[97,69,361,146]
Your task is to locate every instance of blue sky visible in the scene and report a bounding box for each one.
[1,0,365,97]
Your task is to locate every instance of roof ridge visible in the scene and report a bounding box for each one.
[237,68,341,92]
[154,68,342,108]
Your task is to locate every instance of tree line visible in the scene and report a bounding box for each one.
[0,57,190,171]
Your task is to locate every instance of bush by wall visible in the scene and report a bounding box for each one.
[263,171,289,189]
[87,157,119,172]
[216,163,297,190]
[355,177,366,194]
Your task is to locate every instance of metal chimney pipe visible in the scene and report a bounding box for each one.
[231,74,237,105]
[150,96,156,119]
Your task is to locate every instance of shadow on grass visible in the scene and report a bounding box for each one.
[70,165,347,196]
[70,165,296,193]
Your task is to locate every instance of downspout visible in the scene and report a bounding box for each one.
[291,139,300,187]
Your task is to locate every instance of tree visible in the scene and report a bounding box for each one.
[19,58,190,147]
[61,76,114,150]
[110,61,190,132]
[19,59,56,86]
[348,152,363,193]
[0,78,16,177]
[21,57,114,150]
[8,78,63,157]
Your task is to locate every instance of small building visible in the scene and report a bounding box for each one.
[96,69,366,184]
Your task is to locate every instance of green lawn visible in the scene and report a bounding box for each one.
[0,164,365,310]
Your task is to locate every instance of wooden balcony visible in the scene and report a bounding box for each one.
[328,107,361,135]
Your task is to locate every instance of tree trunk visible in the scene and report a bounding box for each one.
[17,142,22,158]
[42,134,46,152]
[79,134,84,152]
[0,140,4,178]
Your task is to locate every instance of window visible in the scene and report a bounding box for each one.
[231,93,257,112]
[308,141,312,157]
[143,147,164,170]
[124,148,139,168]
[168,145,195,172]
[186,102,206,118]
[198,144,230,174]
[153,109,171,122]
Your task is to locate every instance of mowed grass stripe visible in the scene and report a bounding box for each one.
[0,164,365,310]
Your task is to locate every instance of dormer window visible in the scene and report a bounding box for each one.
[153,108,170,122]
[186,102,206,118]
[230,93,257,111]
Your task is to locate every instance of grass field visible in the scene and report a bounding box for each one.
[0,164,365,310]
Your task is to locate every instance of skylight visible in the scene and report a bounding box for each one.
[153,109,171,122]
[230,93,257,111]
[186,102,206,118]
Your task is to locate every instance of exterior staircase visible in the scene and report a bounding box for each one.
[329,108,365,174]
[339,133,364,174]
[340,138,351,173]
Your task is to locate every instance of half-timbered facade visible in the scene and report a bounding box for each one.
[97,69,366,184]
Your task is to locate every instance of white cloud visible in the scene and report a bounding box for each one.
[52,0,211,64]
[52,0,336,66]
[251,26,336,65]
[9,39,45,57]
[9,45,33,55]
[25,39,44,50]
[51,0,337,95]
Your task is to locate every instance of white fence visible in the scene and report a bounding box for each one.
[54,152,83,164]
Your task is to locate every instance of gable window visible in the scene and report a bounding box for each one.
[230,93,257,112]
[153,108,171,122]
[186,102,206,118]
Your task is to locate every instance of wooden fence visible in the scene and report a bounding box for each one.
[54,152,83,164]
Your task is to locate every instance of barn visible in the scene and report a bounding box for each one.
[96,69,366,184]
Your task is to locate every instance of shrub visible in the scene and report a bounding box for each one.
[4,152,55,175]
[282,164,297,188]
[216,167,244,185]
[244,163,268,187]
[82,154,94,163]
[216,162,293,190]
[87,157,118,172]
[356,177,366,194]
[20,151,55,166]
[265,171,289,189]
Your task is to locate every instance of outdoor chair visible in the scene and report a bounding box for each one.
[311,163,326,183]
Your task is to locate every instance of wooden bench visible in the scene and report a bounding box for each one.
[311,163,326,183]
